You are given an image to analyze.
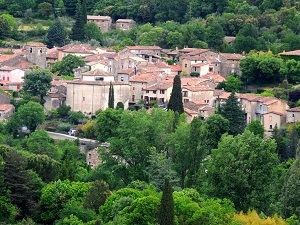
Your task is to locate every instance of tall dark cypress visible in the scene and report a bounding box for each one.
[108,82,114,109]
[81,0,87,24]
[168,75,184,114]
[70,0,85,41]
[158,178,175,225]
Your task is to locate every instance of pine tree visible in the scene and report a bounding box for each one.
[159,178,175,225]
[70,0,85,41]
[44,20,68,48]
[218,92,246,136]
[168,75,184,114]
[108,82,114,109]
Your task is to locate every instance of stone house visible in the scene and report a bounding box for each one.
[66,80,130,114]
[87,15,112,33]
[116,68,135,83]
[122,46,162,62]
[219,53,244,78]
[201,74,226,85]
[116,19,136,31]
[191,62,210,76]
[184,101,214,122]
[129,72,167,103]
[262,111,285,136]
[87,147,101,169]
[286,106,300,123]
[46,47,58,69]
[86,59,109,72]
[142,81,173,105]
[0,104,15,121]
[182,84,215,105]
[44,79,67,111]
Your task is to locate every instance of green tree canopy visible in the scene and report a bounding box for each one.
[22,69,53,105]
[207,130,278,212]
[52,54,85,76]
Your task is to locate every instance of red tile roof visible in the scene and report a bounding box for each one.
[287,106,300,112]
[220,53,244,60]
[0,104,14,111]
[83,69,113,76]
[26,42,46,47]
[125,46,162,50]
[87,15,112,20]
[116,19,135,23]
[202,74,226,83]
[280,50,300,56]
[129,73,158,83]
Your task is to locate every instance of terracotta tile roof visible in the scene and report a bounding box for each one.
[60,44,96,53]
[287,106,300,112]
[0,48,22,54]
[0,66,16,71]
[280,50,300,56]
[83,69,113,76]
[0,54,18,63]
[213,89,223,96]
[1,55,33,69]
[117,67,135,74]
[155,62,170,68]
[129,73,158,83]
[184,107,198,116]
[199,105,214,111]
[87,15,112,20]
[0,104,14,111]
[182,84,214,92]
[218,91,231,99]
[220,53,244,60]
[202,74,225,83]
[181,55,207,61]
[83,53,115,62]
[179,48,197,53]
[187,49,210,56]
[26,42,46,47]
[224,36,236,43]
[116,19,135,23]
[181,77,209,86]
[51,79,68,87]
[192,62,207,67]
[46,47,58,59]
[125,46,162,50]
[263,111,283,116]
[168,49,180,55]
[142,66,164,73]
[169,65,182,71]
[184,101,208,112]
[143,82,173,91]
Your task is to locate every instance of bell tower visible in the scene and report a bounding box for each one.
[25,42,47,69]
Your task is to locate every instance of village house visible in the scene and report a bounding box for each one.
[286,106,300,123]
[201,73,226,85]
[116,67,135,83]
[57,44,97,61]
[87,15,112,33]
[0,66,25,91]
[182,83,215,105]
[44,79,67,111]
[116,19,136,31]
[46,47,58,69]
[0,104,15,121]
[66,80,130,114]
[122,46,162,62]
[219,53,244,78]
[184,101,214,122]
[129,72,168,104]
[142,81,173,105]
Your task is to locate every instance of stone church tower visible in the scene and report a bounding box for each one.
[25,42,47,69]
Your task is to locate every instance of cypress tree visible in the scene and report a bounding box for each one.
[159,178,175,225]
[70,0,85,41]
[218,92,246,136]
[44,20,68,48]
[81,0,87,24]
[108,82,114,109]
[168,75,184,114]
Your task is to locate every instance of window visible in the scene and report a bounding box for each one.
[30,48,32,53]
[132,95,135,101]
[160,90,165,94]
[183,91,188,97]
[95,77,104,81]
[40,48,43,53]
[83,97,85,101]
[153,91,156,94]
[185,64,187,68]
[194,68,197,71]
[121,77,124,81]
[146,90,149,93]
[184,99,189,103]
[269,125,273,130]
[293,114,295,117]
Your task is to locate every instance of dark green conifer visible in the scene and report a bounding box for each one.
[218,92,246,136]
[70,0,85,41]
[81,0,87,24]
[158,178,175,225]
[168,75,184,114]
[108,82,114,109]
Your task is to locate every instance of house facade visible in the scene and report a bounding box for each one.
[87,15,112,33]
[116,19,136,30]
[66,80,130,114]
